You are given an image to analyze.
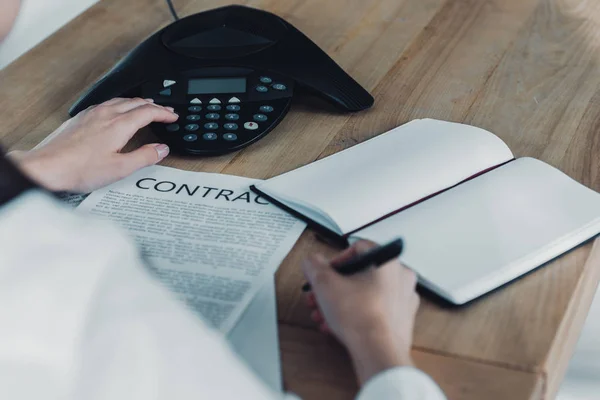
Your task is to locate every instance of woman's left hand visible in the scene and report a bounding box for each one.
[9,97,178,193]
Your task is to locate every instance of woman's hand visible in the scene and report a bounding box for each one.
[302,240,420,385]
[9,98,178,193]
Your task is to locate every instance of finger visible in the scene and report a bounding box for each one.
[319,323,331,334]
[305,292,317,308]
[115,143,170,178]
[401,267,418,289]
[112,97,158,113]
[118,104,179,138]
[301,254,335,288]
[101,97,129,106]
[330,240,377,266]
[412,293,421,312]
[310,309,324,323]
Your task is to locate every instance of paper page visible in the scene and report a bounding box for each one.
[76,166,306,333]
[56,192,88,207]
[255,119,514,235]
[352,158,600,304]
[228,279,282,392]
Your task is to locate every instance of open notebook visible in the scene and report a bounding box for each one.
[251,119,600,304]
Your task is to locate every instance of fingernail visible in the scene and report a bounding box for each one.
[145,98,155,103]
[167,107,175,112]
[154,144,170,159]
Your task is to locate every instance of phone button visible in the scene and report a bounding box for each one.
[244,122,259,130]
[259,105,274,113]
[166,124,180,132]
[223,133,238,141]
[185,124,199,131]
[255,85,269,93]
[271,83,287,91]
[183,134,198,142]
[253,114,268,122]
[203,133,218,141]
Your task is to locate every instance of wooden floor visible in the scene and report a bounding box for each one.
[2,0,600,399]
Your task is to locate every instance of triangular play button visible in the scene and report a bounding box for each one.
[163,80,176,87]
[228,97,241,103]
[159,88,172,96]
[190,98,202,104]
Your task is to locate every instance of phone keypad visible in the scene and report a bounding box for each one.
[151,72,292,154]
[165,100,277,144]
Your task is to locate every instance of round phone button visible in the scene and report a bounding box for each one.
[259,76,273,84]
[271,83,287,91]
[223,133,238,141]
[166,124,180,132]
[255,85,269,93]
[186,114,201,121]
[188,106,202,112]
[185,124,199,131]
[207,105,221,111]
[183,134,198,142]
[204,122,219,130]
[244,122,259,130]
[205,113,220,120]
[253,114,268,122]
[203,133,218,141]
[225,113,239,120]
[259,105,274,113]
[224,123,238,130]
[226,104,241,111]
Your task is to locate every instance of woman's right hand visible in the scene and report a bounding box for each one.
[8,98,178,193]
[301,240,420,385]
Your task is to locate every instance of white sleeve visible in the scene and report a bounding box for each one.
[0,191,294,400]
[357,367,447,400]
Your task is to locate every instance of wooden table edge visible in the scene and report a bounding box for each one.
[542,238,600,399]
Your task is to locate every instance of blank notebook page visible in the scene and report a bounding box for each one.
[353,158,600,304]
[255,119,514,234]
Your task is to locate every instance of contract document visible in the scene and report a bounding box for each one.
[76,165,306,333]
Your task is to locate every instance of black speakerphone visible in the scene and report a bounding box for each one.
[70,5,374,156]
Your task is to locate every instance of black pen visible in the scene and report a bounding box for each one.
[302,238,404,292]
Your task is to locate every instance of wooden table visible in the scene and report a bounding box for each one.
[2,0,600,398]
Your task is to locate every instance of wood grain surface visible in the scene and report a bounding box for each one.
[2,0,600,399]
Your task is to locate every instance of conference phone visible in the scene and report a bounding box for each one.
[70,5,374,155]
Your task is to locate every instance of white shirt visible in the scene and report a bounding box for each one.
[0,191,446,400]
